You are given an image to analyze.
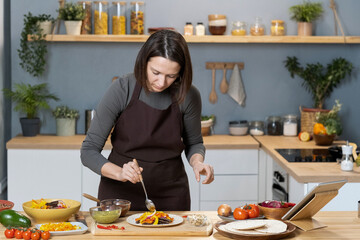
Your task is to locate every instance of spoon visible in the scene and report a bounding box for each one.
[209,68,217,104]
[220,64,228,93]
[82,193,100,203]
[133,159,156,212]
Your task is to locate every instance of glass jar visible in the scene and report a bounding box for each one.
[250,17,265,36]
[271,20,285,36]
[184,22,193,36]
[231,21,247,36]
[266,116,282,135]
[195,22,205,36]
[93,1,109,35]
[283,115,298,136]
[130,1,145,34]
[78,1,92,34]
[249,121,265,136]
[111,1,126,35]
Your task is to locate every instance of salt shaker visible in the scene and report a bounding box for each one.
[341,142,354,171]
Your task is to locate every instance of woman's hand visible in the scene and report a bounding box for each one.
[190,154,214,184]
[101,160,143,184]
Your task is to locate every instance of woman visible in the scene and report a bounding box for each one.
[81,30,214,211]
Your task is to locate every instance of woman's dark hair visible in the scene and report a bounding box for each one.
[134,29,192,103]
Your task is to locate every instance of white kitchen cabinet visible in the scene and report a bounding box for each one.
[8,149,82,211]
[199,149,260,210]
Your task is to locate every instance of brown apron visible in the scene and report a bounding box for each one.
[98,81,190,211]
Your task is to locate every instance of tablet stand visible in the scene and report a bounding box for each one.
[288,190,338,231]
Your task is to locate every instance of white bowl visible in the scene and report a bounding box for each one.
[229,126,248,135]
[201,119,214,128]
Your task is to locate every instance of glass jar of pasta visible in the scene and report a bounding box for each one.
[130,1,145,34]
[111,1,126,35]
[93,1,109,35]
[250,17,265,36]
[78,1,92,34]
[271,20,285,36]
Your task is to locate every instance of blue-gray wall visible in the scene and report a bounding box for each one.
[8,0,360,144]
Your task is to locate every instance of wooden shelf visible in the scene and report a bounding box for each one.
[35,34,360,44]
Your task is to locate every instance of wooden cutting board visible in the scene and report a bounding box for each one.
[90,211,213,236]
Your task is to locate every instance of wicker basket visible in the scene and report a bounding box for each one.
[300,106,330,135]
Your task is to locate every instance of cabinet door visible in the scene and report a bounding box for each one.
[8,149,82,211]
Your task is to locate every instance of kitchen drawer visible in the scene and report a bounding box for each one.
[200,200,258,211]
[206,149,258,174]
[200,175,258,201]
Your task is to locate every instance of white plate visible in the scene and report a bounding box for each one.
[127,213,183,227]
[35,222,88,235]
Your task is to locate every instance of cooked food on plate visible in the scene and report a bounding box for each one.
[31,199,68,209]
[135,211,174,225]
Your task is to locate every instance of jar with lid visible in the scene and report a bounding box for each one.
[130,1,145,34]
[249,121,265,136]
[266,116,282,135]
[250,17,265,36]
[231,21,247,36]
[283,115,298,136]
[184,22,193,36]
[78,1,92,34]
[93,1,109,35]
[195,22,205,36]
[271,20,285,36]
[111,1,126,35]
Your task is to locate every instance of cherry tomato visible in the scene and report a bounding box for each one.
[30,232,40,240]
[41,231,51,240]
[4,228,15,238]
[15,229,24,239]
[281,202,289,208]
[22,230,32,240]
[288,202,296,207]
[233,207,249,220]
[244,204,260,218]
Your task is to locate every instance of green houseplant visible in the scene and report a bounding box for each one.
[2,83,59,136]
[289,1,323,36]
[58,2,86,35]
[53,105,79,136]
[18,13,54,77]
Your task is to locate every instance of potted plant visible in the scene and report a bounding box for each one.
[2,83,59,136]
[52,105,80,136]
[58,2,86,35]
[18,13,55,77]
[289,1,323,36]
[313,100,342,146]
[284,56,353,134]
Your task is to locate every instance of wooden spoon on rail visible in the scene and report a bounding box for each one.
[209,68,217,104]
[220,64,228,93]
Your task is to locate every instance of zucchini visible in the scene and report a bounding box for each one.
[0,209,31,228]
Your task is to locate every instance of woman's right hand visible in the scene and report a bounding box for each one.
[100,160,143,184]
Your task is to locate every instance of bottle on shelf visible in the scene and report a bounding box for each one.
[111,1,126,35]
[130,1,145,34]
[93,1,109,35]
[184,22,194,36]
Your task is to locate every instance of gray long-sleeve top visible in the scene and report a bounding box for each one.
[81,73,205,175]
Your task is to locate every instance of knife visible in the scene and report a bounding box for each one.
[75,212,88,227]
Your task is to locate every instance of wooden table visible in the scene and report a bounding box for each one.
[1,211,359,239]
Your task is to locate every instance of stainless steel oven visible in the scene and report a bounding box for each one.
[272,160,289,202]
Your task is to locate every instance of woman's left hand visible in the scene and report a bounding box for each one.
[190,154,214,184]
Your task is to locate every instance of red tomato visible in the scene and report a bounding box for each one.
[22,231,31,240]
[14,229,24,239]
[30,232,40,240]
[41,231,50,240]
[244,204,260,218]
[288,202,296,207]
[4,228,15,238]
[282,202,289,208]
[233,207,249,220]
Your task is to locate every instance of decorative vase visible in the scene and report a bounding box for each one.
[56,118,76,136]
[38,21,53,34]
[64,21,82,35]
[297,22,313,36]
[20,118,40,137]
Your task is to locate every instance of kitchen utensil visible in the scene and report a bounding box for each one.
[209,68,217,104]
[75,212,88,227]
[82,193,100,203]
[133,159,156,212]
[220,64,228,93]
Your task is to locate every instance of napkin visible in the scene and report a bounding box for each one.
[228,64,246,106]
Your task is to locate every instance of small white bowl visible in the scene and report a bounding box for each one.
[229,120,248,136]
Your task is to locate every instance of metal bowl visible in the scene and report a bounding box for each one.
[100,199,131,217]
